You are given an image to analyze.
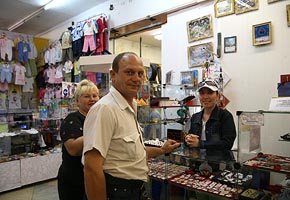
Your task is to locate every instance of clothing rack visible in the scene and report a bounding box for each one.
[75,13,107,25]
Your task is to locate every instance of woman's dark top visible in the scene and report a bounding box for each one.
[57,111,85,200]
[188,105,236,150]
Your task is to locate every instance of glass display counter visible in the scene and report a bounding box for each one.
[236,110,290,199]
[148,147,245,200]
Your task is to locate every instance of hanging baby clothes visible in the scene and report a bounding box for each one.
[0,36,14,61]
[28,37,37,59]
[54,63,64,84]
[47,66,56,84]
[48,45,56,65]
[44,48,50,64]
[63,60,73,82]
[60,30,73,63]
[54,41,62,63]
[22,77,34,109]
[28,37,38,77]
[14,63,26,85]
[71,21,85,58]
[17,38,31,62]
[8,91,21,109]
[0,63,13,83]
[73,59,80,83]
[82,19,98,53]
[0,92,7,110]
[96,16,108,54]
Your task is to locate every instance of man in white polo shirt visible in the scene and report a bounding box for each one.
[83,52,180,200]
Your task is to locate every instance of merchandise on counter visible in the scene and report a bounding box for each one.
[212,169,253,187]
[239,188,265,200]
[243,153,290,174]
[144,138,164,147]
[169,171,243,199]
[148,159,188,180]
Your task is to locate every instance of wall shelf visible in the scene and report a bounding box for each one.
[79,55,150,73]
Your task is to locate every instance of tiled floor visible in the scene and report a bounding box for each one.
[0,179,196,200]
[0,179,59,200]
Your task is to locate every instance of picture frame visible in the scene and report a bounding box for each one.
[252,21,272,46]
[188,42,214,68]
[166,70,173,85]
[235,0,259,15]
[180,71,193,85]
[287,4,290,27]
[224,36,237,53]
[186,15,213,42]
[214,0,235,18]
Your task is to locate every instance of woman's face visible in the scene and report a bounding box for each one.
[77,90,99,115]
[198,88,219,109]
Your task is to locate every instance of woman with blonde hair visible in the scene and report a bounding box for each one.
[58,79,99,200]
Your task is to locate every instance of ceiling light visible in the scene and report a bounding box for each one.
[154,34,162,40]
[44,0,58,10]
[8,0,54,32]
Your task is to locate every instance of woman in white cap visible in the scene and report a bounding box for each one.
[185,79,236,150]
[184,79,236,200]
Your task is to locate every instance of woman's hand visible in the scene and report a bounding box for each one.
[185,134,200,147]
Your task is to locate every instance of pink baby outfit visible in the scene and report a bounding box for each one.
[82,19,98,53]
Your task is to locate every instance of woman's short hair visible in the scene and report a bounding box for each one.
[74,79,98,102]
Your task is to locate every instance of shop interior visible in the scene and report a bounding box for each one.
[0,0,290,199]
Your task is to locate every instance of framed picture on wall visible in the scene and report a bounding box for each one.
[166,70,173,85]
[252,21,272,46]
[180,71,193,84]
[224,36,237,53]
[214,0,235,18]
[287,4,290,27]
[186,15,213,42]
[188,42,213,68]
[235,0,259,15]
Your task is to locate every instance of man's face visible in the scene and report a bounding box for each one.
[110,54,144,100]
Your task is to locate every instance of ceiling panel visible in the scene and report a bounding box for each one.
[0,0,161,47]
[0,0,109,35]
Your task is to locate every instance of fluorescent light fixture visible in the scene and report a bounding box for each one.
[151,29,162,41]
[154,34,162,40]
[8,0,55,32]
[8,21,25,32]
[44,0,57,10]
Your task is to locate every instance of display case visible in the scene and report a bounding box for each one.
[137,83,200,142]
[145,107,290,199]
[236,110,290,198]
[148,147,245,200]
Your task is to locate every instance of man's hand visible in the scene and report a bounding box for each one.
[161,139,181,154]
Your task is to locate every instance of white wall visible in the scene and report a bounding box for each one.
[39,0,208,40]
[162,0,290,156]
[163,0,290,112]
